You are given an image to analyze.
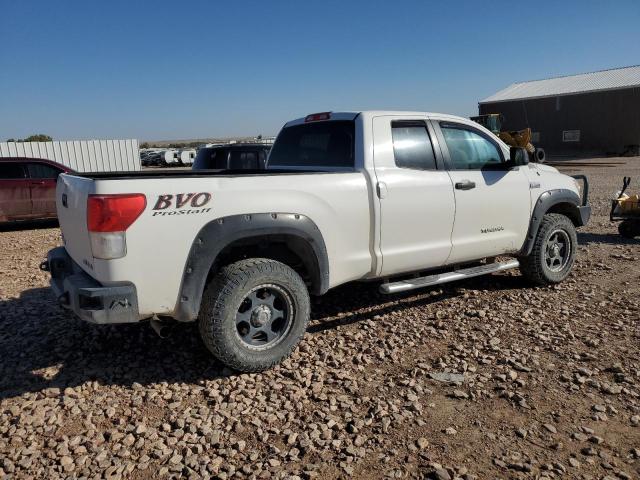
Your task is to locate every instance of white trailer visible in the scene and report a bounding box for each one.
[179,149,196,165]
[162,150,180,165]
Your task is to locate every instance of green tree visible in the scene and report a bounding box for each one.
[24,134,53,142]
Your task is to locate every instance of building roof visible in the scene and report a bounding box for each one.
[480,65,640,104]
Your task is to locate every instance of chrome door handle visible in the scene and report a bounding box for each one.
[455,180,476,190]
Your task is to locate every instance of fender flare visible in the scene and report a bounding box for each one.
[520,189,589,256]
[173,213,329,322]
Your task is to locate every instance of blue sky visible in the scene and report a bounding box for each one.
[2,0,639,141]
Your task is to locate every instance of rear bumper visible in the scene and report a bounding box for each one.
[43,247,140,324]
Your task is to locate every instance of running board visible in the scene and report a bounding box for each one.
[379,259,520,294]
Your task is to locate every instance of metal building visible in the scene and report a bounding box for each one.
[479,65,640,155]
[0,139,141,172]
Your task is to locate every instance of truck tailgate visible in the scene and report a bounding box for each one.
[56,173,94,267]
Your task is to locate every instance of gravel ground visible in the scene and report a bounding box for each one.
[1,157,639,480]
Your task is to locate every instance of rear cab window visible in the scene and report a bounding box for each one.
[229,151,259,169]
[0,163,27,179]
[193,148,229,169]
[268,120,355,169]
[193,147,270,170]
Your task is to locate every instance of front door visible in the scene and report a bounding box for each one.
[0,162,31,220]
[432,120,531,264]
[373,115,455,276]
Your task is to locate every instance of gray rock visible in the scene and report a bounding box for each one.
[429,468,451,480]
[428,372,465,384]
[416,437,429,449]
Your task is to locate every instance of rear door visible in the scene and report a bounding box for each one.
[432,119,531,263]
[26,162,63,217]
[0,162,31,220]
[372,115,455,276]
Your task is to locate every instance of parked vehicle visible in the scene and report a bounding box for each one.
[192,143,271,170]
[44,111,590,372]
[0,158,72,223]
[610,176,640,238]
[140,149,164,167]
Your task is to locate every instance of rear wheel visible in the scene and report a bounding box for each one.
[199,258,310,372]
[519,213,577,285]
[618,219,640,239]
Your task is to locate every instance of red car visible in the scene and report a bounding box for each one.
[0,158,72,223]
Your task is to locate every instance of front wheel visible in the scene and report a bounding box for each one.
[199,258,310,372]
[519,213,577,285]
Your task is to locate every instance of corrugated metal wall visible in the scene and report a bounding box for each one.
[0,139,141,172]
[479,87,640,154]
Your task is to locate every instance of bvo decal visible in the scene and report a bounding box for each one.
[152,192,213,216]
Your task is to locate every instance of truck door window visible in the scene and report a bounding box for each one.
[269,121,354,168]
[391,121,437,170]
[0,163,26,179]
[27,163,62,179]
[440,124,503,170]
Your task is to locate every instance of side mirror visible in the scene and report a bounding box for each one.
[509,146,529,167]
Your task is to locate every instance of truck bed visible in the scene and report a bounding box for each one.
[55,168,372,316]
[72,168,348,180]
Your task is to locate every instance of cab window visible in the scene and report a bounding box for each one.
[440,123,503,170]
[193,148,229,169]
[27,162,62,179]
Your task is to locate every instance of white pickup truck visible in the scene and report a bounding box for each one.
[44,111,590,371]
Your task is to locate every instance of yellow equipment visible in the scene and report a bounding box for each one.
[470,114,544,162]
[616,194,640,214]
[610,177,640,238]
[497,129,535,153]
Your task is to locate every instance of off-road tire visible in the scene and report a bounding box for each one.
[618,219,640,239]
[519,213,577,285]
[199,258,310,372]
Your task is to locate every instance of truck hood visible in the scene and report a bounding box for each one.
[529,163,559,174]
[528,162,582,199]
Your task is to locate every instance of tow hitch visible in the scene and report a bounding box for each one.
[57,292,71,308]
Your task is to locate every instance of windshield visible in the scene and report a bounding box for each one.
[268,120,355,168]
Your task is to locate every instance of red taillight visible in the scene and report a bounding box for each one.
[304,112,331,122]
[87,194,146,232]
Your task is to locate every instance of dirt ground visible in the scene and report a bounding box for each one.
[1,157,639,480]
